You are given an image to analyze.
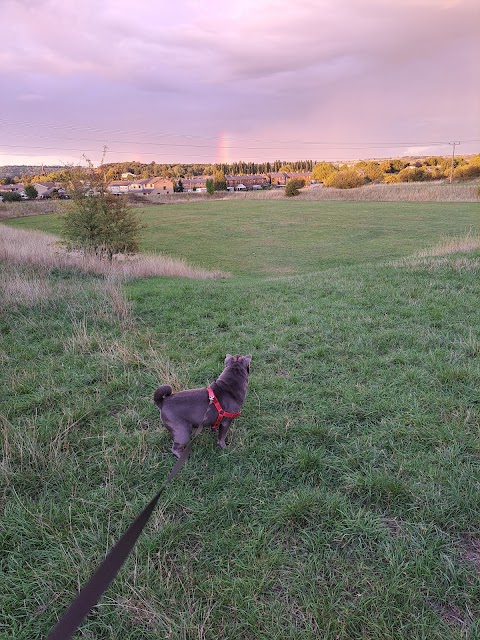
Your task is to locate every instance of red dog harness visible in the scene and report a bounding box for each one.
[207,386,241,430]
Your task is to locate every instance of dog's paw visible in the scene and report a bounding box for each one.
[217,440,227,449]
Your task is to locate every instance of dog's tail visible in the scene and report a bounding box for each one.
[153,385,173,407]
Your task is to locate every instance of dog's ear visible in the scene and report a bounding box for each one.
[244,354,252,365]
[225,354,233,365]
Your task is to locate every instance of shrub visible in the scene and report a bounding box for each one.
[63,192,144,260]
[363,162,383,182]
[206,179,215,195]
[213,169,227,191]
[453,164,480,180]
[311,162,337,182]
[285,178,304,197]
[383,174,401,184]
[396,167,431,182]
[0,191,22,202]
[24,185,38,199]
[324,170,365,189]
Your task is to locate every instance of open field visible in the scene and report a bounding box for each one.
[0,181,478,224]
[1,200,480,639]
[6,200,480,277]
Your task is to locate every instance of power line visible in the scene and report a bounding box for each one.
[1,118,478,149]
[1,140,477,157]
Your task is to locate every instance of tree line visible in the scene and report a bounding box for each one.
[2,154,480,188]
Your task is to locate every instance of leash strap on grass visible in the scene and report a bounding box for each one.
[47,424,204,640]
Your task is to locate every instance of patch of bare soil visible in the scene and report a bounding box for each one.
[458,536,480,574]
[382,517,402,536]
[429,600,472,631]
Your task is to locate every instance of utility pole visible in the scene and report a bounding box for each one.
[449,141,460,183]
[100,144,108,166]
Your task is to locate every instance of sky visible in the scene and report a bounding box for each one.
[0,0,479,167]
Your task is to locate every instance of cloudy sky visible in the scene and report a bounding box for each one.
[1,0,478,167]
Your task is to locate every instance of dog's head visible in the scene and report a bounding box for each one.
[225,353,252,374]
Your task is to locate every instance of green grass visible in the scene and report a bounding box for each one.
[1,201,480,639]
[7,200,480,275]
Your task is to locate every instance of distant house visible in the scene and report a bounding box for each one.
[145,177,174,194]
[107,180,131,195]
[226,174,269,190]
[268,172,288,186]
[121,172,136,179]
[34,181,65,198]
[176,177,211,191]
[34,181,56,196]
[1,182,25,193]
[128,179,151,193]
[286,172,313,184]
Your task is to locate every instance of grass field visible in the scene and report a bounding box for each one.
[6,200,480,276]
[1,200,480,639]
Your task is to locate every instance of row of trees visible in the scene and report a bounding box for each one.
[4,154,479,190]
[310,154,480,188]
[16,159,316,186]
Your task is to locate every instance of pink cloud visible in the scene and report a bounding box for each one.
[0,0,478,163]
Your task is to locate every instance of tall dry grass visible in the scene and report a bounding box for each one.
[147,182,479,204]
[0,224,227,280]
[0,266,54,307]
[391,231,480,271]
[0,200,64,220]
[414,231,480,257]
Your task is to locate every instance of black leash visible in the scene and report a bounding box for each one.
[47,424,204,640]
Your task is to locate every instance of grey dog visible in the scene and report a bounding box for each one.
[154,354,252,457]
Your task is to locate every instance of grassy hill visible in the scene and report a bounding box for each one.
[7,199,480,276]
[1,202,480,639]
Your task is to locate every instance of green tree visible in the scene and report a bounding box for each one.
[206,179,215,195]
[24,185,38,199]
[0,191,22,202]
[62,165,144,260]
[285,178,304,197]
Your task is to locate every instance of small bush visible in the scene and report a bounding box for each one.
[0,192,22,202]
[396,167,432,182]
[63,192,145,260]
[324,169,365,189]
[383,173,401,184]
[453,164,480,180]
[206,179,215,195]
[285,178,305,197]
[24,185,38,199]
